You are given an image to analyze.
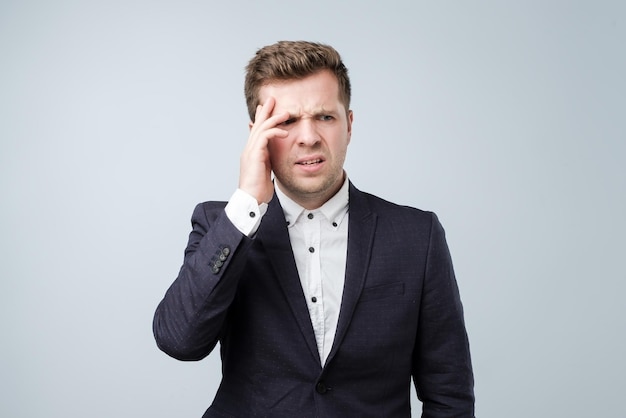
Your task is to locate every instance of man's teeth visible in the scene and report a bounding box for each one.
[299,159,322,165]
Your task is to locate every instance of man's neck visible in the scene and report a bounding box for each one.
[274,171,348,211]
[275,175,346,210]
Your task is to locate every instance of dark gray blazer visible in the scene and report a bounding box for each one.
[153,183,474,417]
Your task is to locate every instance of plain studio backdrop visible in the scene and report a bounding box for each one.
[1,1,624,417]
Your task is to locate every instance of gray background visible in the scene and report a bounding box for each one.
[1,1,624,417]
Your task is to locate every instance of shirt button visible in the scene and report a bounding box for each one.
[308,213,314,219]
[311,296,317,303]
[249,211,256,218]
[332,222,338,227]
[308,247,315,253]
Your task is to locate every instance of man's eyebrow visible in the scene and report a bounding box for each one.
[282,107,340,119]
[311,107,340,116]
[281,111,302,118]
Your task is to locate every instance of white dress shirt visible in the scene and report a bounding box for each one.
[225,178,349,365]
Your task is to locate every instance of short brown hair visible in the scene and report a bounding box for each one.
[244,41,351,121]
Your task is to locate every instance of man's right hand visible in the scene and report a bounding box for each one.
[239,97,290,204]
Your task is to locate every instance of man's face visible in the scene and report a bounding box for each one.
[258,70,353,209]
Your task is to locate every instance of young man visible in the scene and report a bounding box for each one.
[154,41,475,417]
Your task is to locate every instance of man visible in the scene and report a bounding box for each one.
[153,41,474,417]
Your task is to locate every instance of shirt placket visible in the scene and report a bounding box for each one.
[304,211,324,359]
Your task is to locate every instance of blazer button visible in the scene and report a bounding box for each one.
[316,382,328,394]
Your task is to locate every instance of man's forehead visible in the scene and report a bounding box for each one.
[259,88,344,115]
[273,102,341,115]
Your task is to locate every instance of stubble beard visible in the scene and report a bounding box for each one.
[274,157,346,209]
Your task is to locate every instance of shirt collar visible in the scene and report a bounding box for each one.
[275,175,350,228]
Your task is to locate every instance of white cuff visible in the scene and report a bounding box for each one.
[224,189,268,237]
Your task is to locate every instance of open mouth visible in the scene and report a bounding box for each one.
[297,159,323,166]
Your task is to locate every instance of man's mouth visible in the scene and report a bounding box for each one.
[297,159,323,165]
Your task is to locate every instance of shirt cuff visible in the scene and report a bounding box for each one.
[224,189,268,237]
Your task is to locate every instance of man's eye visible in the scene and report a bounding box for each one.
[320,115,334,121]
[281,118,296,126]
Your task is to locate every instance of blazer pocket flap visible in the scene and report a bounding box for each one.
[359,282,405,303]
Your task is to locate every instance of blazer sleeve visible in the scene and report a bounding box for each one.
[412,213,475,417]
[152,202,252,361]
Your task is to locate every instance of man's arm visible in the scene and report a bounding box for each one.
[152,203,252,361]
[412,213,475,417]
[153,97,290,361]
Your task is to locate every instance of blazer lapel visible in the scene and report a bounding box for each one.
[325,183,377,366]
[256,194,321,365]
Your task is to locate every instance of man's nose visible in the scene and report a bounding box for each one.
[297,119,320,146]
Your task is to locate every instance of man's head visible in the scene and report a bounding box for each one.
[244,41,353,209]
[245,41,351,121]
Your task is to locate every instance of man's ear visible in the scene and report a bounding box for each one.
[347,110,354,142]
[249,120,254,131]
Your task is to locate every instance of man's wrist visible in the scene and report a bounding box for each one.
[224,188,268,237]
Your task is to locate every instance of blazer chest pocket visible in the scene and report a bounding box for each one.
[359,282,405,303]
